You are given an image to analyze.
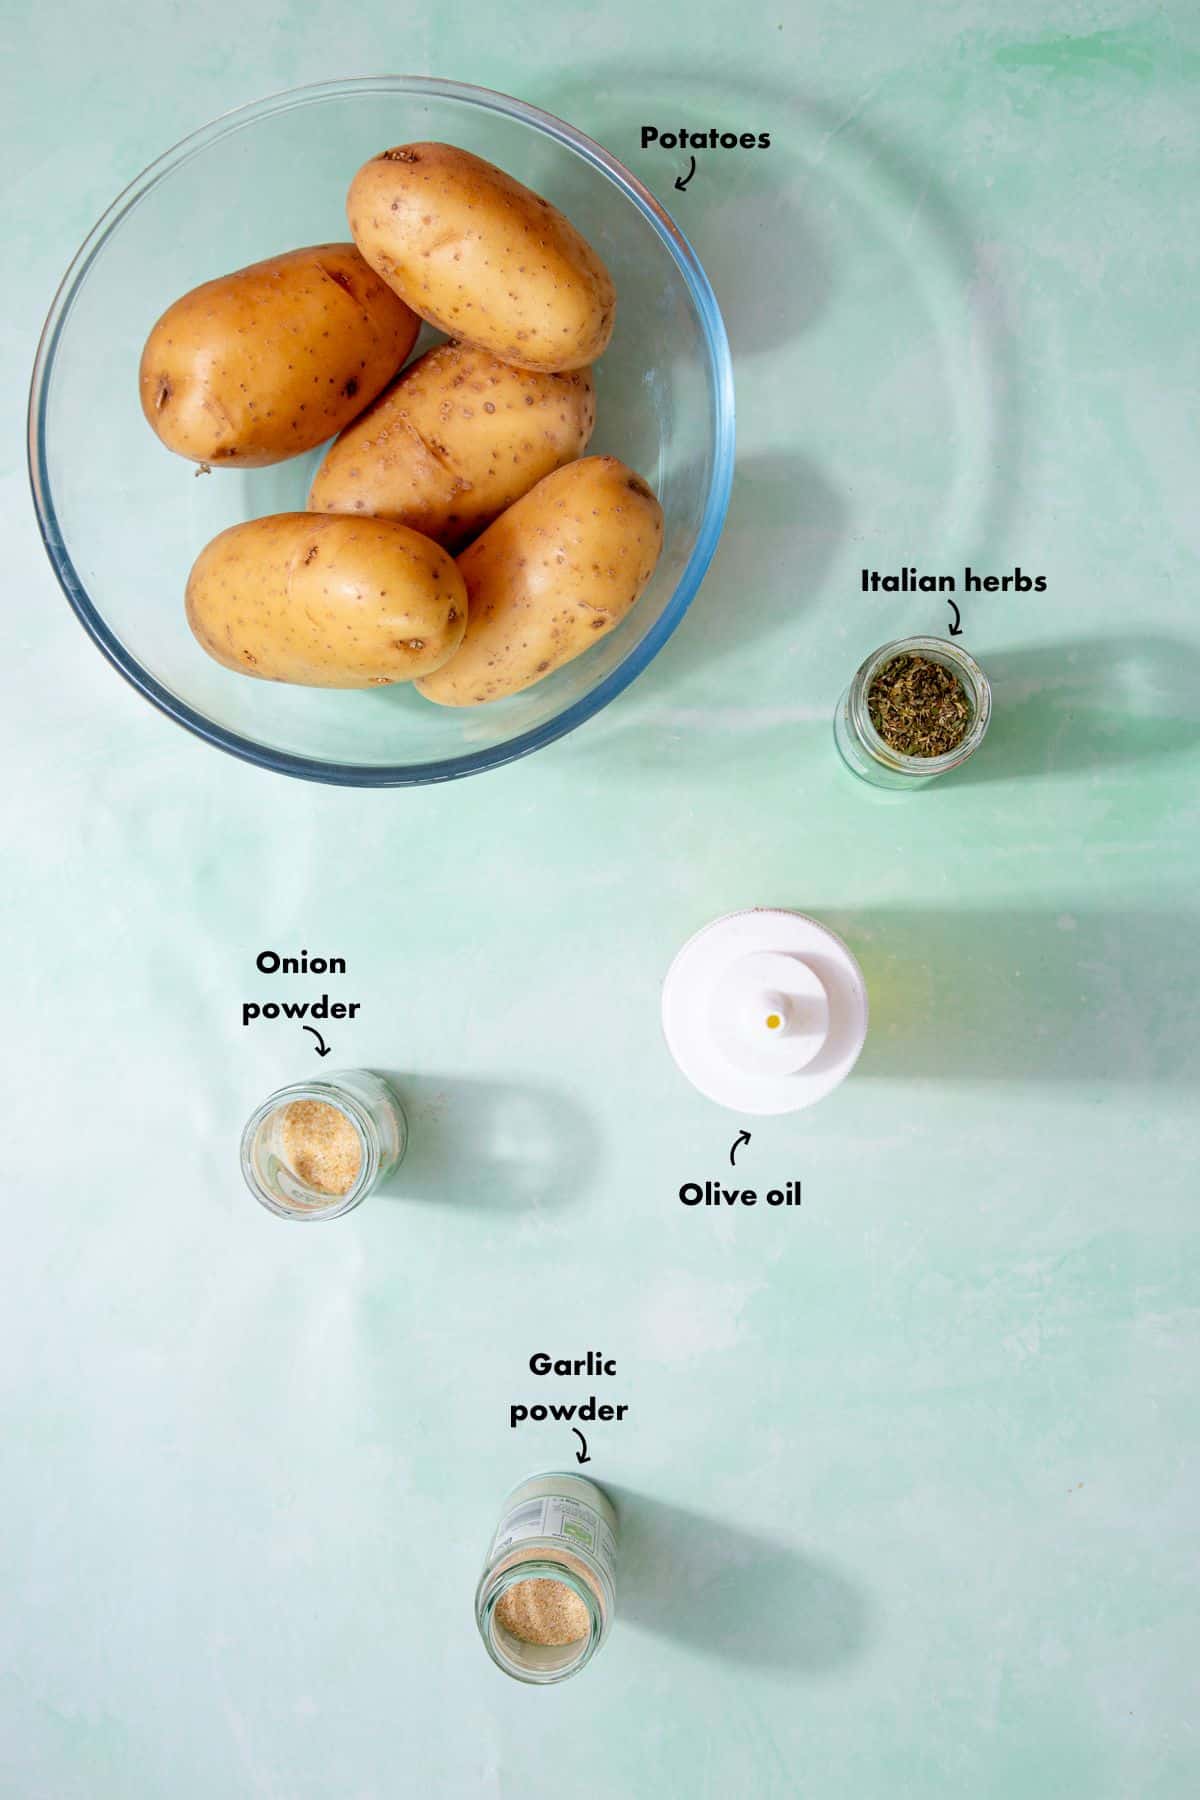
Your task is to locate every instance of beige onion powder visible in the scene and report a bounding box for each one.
[277,1099,362,1196]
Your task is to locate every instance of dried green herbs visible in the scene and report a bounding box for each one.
[867,653,970,757]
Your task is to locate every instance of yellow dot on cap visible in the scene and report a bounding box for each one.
[765,1013,782,1031]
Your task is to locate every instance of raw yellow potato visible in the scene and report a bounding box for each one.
[416,456,663,706]
[307,341,596,546]
[185,513,467,687]
[139,245,420,467]
[347,144,615,373]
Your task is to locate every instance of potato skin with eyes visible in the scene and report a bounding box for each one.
[185,513,467,687]
[139,245,420,468]
[347,144,616,373]
[416,456,663,706]
[307,342,596,546]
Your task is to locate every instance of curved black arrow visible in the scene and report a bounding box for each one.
[674,155,697,192]
[303,1026,331,1058]
[572,1429,592,1465]
[730,1129,751,1166]
[947,599,964,637]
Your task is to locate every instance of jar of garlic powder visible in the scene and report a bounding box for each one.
[476,1472,618,1684]
[240,1069,406,1220]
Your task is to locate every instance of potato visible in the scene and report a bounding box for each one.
[307,341,596,546]
[347,144,615,373]
[185,513,467,687]
[139,245,419,467]
[416,457,663,706]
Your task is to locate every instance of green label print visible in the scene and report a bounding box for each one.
[563,1522,594,1548]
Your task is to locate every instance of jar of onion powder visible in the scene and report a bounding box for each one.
[476,1472,618,1684]
[240,1069,406,1220]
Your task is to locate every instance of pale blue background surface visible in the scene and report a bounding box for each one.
[4,2,1200,1795]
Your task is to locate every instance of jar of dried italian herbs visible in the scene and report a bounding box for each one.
[835,636,992,788]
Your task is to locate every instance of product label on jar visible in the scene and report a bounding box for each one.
[490,1493,618,1586]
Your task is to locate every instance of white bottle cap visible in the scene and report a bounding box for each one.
[661,909,869,1114]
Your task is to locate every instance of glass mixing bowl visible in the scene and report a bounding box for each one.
[29,77,734,786]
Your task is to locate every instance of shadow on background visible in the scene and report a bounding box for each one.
[956,636,1200,783]
[378,1072,599,1210]
[810,907,1200,1085]
[543,67,831,360]
[637,133,831,361]
[630,448,847,694]
[540,59,1023,562]
[611,1488,871,1671]
[543,58,1021,730]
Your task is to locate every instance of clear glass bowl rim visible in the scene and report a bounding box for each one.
[28,74,736,788]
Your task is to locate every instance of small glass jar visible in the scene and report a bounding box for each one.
[240,1069,406,1220]
[835,635,992,789]
[476,1472,618,1685]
